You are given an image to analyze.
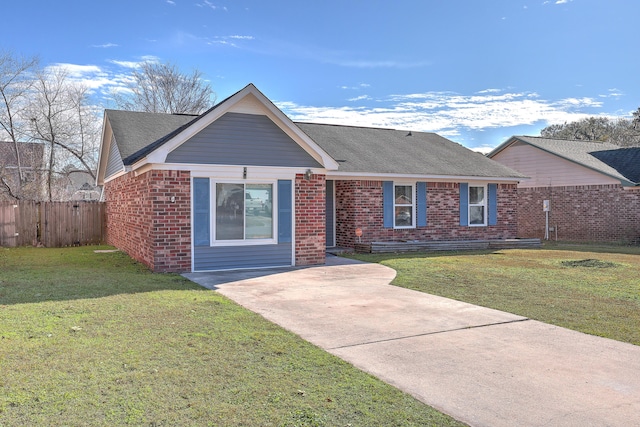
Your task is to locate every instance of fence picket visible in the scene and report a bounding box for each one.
[0,201,105,247]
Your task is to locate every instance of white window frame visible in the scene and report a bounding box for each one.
[210,179,278,246]
[468,184,487,227]
[393,182,416,229]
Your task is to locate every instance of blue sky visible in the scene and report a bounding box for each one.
[2,0,638,152]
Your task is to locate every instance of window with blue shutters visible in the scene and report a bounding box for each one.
[194,178,285,246]
[460,183,498,227]
[384,181,425,229]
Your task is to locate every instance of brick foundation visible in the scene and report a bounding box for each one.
[104,170,191,272]
[295,173,326,266]
[335,180,518,247]
[518,184,640,243]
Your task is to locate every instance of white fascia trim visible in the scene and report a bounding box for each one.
[134,163,325,180]
[96,114,112,186]
[101,168,129,184]
[145,85,339,170]
[326,171,522,183]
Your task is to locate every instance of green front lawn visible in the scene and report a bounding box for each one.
[0,246,463,427]
[349,243,640,346]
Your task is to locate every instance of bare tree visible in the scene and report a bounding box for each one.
[632,108,640,131]
[113,61,215,114]
[0,50,39,199]
[541,114,640,147]
[27,67,100,201]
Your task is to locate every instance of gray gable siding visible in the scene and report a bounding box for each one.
[105,135,125,179]
[166,112,322,168]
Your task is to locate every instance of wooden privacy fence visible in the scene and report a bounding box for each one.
[0,201,105,247]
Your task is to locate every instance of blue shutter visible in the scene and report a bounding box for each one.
[278,180,292,243]
[416,182,427,227]
[193,178,210,246]
[459,183,469,226]
[383,181,394,228]
[488,183,498,226]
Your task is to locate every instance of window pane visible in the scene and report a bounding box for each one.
[245,184,273,239]
[470,186,484,204]
[216,183,244,240]
[395,206,412,227]
[395,185,412,204]
[470,206,485,225]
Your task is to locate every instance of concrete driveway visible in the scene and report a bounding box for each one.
[184,256,640,427]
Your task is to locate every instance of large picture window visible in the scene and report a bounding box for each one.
[394,184,414,228]
[468,185,487,226]
[215,182,274,241]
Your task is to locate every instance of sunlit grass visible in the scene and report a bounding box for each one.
[0,246,464,426]
[348,243,640,346]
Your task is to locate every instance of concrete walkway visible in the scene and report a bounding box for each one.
[184,256,640,427]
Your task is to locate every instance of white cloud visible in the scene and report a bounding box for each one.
[476,88,502,94]
[166,0,175,4]
[204,35,254,48]
[276,90,605,140]
[196,1,228,11]
[327,58,431,69]
[92,43,118,48]
[471,145,496,155]
[107,56,159,69]
[599,88,624,98]
[347,95,371,102]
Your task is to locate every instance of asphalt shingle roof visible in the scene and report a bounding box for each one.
[296,123,525,178]
[106,109,197,164]
[105,108,525,179]
[509,136,640,185]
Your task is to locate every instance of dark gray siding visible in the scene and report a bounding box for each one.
[193,243,292,271]
[166,112,322,167]
[325,180,335,247]
[105,135,125,179]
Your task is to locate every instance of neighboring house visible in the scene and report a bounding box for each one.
[488,136,640,243]
[96,84,525,273]
[62,170,101,201]
[0,141,44,201]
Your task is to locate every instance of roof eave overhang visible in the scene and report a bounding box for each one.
[326,170,525,183]
[96,113,112,186]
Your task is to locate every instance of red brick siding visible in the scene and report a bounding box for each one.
[295,173,326,265]
[335,180,517,247]
[518,184,640,243]
[104,170,192,272]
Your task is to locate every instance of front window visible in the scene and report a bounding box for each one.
[215,182,274,241]
[394,184,414,228]
[469,185,486,226]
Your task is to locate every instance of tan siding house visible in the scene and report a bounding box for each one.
[489,136,640,243]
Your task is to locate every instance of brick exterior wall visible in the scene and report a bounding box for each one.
[335,180,518,247]
[104,170,191,273]
[518,184,640,243]
[295,173,326,266]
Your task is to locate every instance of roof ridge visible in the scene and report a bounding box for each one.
[517,135,616,145]
[296,121,436,134]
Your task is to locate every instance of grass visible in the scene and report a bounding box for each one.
[348,243,640,346]
[0,246,464,427]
